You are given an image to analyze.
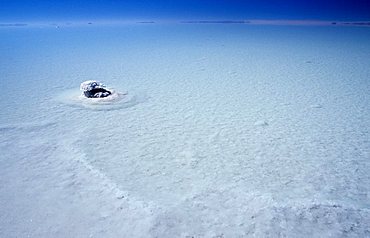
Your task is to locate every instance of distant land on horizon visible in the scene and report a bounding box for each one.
[1,19,370,28]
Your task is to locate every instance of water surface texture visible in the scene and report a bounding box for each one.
[1,24,370,237]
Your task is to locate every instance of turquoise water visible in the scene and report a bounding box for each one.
[1,24,370,237]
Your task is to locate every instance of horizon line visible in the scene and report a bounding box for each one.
[1,19,370,28]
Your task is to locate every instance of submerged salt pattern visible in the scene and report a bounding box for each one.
[55,81,145,111]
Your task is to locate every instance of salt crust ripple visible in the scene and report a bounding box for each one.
[1,122,370,237]
[56,88,145,111]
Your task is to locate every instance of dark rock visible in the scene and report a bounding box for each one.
[84,88,111,98]
[80,81,112,98]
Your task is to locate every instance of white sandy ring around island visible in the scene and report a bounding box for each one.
[56,88,146,111]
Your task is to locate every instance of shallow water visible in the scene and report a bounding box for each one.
[1,24,370,237]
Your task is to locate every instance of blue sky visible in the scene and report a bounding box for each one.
[0,0,370,21]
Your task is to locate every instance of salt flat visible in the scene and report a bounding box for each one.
[1,23,370,237]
